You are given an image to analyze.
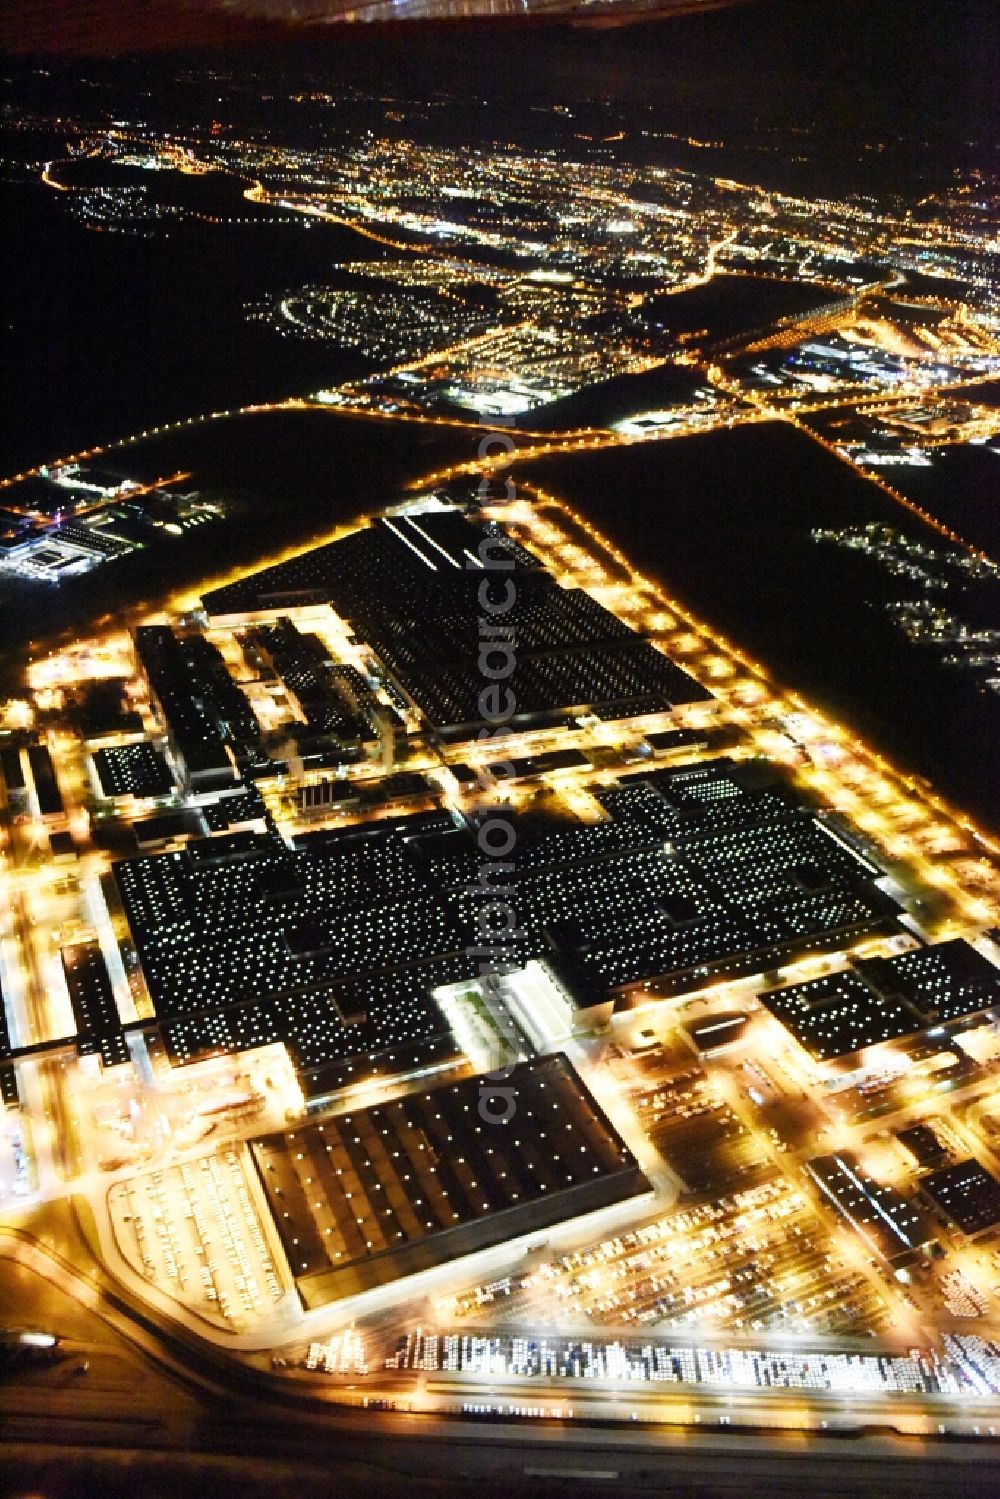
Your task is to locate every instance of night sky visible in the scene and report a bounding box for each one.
[353,0,996,144]
[1,0,996,159]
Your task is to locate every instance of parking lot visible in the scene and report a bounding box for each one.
[109,1146,287,1328]
[440,1176,890,1339]
[626,1061,774,1195]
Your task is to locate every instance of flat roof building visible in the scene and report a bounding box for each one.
[762,941,1000,1061]
[250,1052,650,1307]
[805,1152,928,1264]
[26,743,64,820]
[113,757,907,1090]
[896,1124,952,1171]
[60,942,129,1069]
[113,811,472,1097]
[92,742,175,802]
[921,1160,1000,1238]
[202,511,711,736]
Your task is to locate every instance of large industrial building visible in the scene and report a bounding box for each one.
[202,510,712,735]
[761,940,1000,1061]
[109,750,914,1099]
[250,1052,651,1306]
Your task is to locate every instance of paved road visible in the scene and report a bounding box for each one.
[4,1406,1000,1499]
[3,1227,1000,1499]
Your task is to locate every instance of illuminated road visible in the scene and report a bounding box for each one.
[3,1231,1000,1498]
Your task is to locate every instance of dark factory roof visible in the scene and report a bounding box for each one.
[250,1052,650,1305]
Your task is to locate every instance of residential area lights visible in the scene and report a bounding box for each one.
[24,119,999,476]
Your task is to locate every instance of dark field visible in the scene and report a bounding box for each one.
[642,273,835,341]
[0,176,378,476]
[0,408,471,678]
[520,421,1000,828]
[885,443,1000,561]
